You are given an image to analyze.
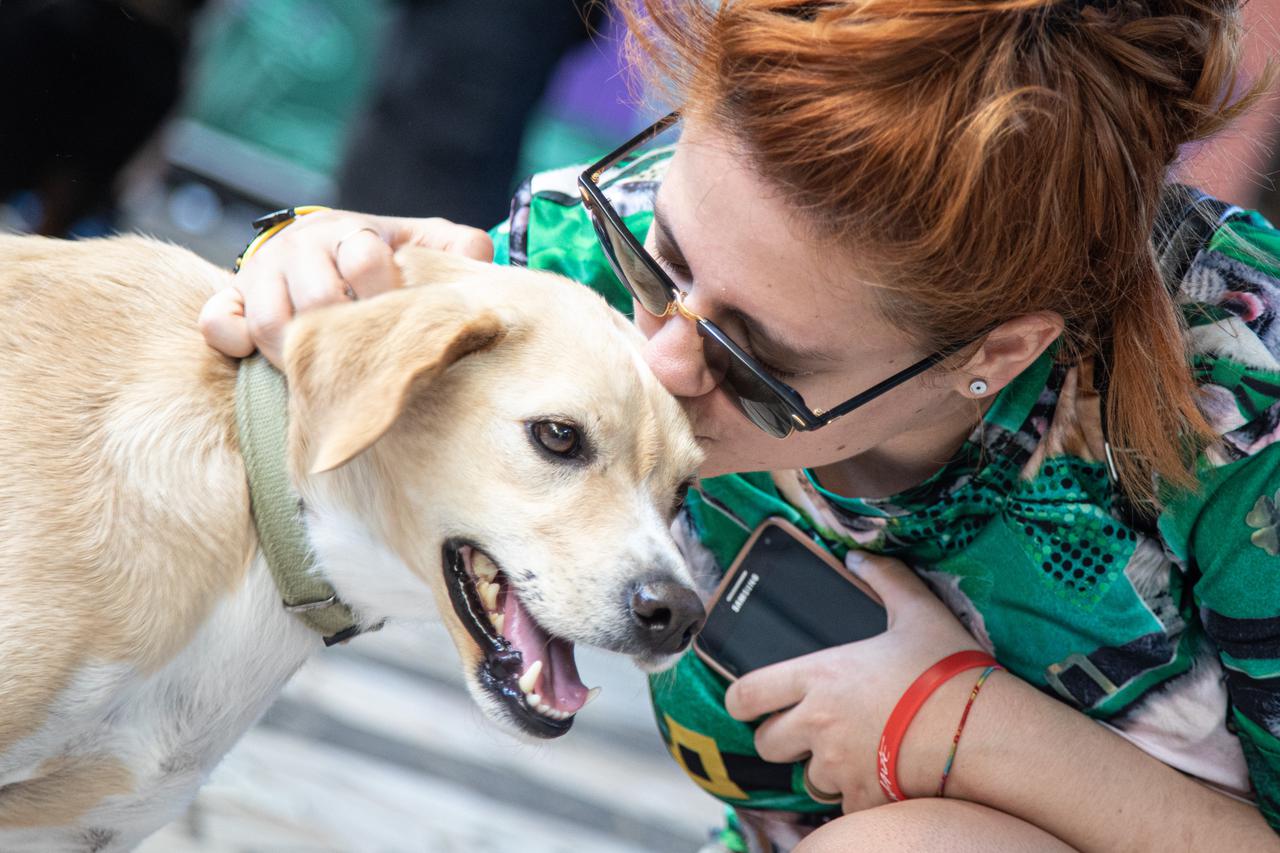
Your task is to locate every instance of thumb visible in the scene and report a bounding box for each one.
[844,550,936,616]
[198,284,254,358]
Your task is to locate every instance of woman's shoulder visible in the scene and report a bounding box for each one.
[489,146,675,313]
[1176,204,1280,463]
[1157,202,1280,570]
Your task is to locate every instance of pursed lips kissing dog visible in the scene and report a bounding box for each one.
[0,235,705,852]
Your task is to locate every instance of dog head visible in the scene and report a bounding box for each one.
[283,247,704,738]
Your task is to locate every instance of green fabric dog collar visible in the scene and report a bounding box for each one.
[235,354,364,645]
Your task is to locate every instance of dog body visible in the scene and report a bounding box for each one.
[0,235,703,851]
[0,563,316,852]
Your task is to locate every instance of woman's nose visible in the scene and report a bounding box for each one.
[641,310,719,399]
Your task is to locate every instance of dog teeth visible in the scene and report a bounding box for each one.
[473,552,498,580]
[584,686,601,707]
[489,612,504,634]
[518,660,543,695]
[527,695,571,721]
[478,579,500,612]
[515,661,572,721]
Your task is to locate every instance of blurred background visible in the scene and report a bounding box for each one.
[0,0,652,251]
[1,0,1277,255]
[0,0,1276,850]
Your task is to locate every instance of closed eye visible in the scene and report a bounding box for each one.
[652,212,815,381]
[751,354,802,380]
[653,249,691,283]
[652,254,804,379]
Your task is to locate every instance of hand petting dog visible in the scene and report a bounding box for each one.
[200,209,495,366]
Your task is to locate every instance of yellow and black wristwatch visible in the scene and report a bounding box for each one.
[233,205,330,272]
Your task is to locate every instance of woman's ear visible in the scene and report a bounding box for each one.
[958,312,1064,397]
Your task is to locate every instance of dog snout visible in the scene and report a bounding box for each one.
[628,576,705,656]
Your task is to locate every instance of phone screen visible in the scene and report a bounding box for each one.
[694,523,888,680]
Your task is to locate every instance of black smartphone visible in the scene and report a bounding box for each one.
[693,517,888,681]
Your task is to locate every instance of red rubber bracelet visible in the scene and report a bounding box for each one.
[877,650,998,802]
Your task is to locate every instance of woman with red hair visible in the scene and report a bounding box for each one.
[206,1,1280,849]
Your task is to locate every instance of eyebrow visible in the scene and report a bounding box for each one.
[651,201,840,366]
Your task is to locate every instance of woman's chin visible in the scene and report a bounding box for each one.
[694,428,821,479]
[694,444,734,479]
[696,446,761,480]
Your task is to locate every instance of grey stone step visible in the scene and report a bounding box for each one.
[143,625,723,852]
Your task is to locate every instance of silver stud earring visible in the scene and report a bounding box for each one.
[969,378,988,396]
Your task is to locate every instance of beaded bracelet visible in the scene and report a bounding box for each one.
[877,650,998,802]
[936,664,1002,797]
[233,205,331,271]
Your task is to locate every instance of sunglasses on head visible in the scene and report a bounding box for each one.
[577,112,971,439]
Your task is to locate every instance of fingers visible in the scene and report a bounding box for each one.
[752,707,812,764]
[198,284,253,358]
[803,756,844,808]
[242,269,294,368]
[390,216,494,261]
[287,243,352,314]
[200,209,496,365]
[844,550,936,622]
[725,659,809,722]
[754,708,844,807]
[333,226,397,299]
[275,214,399,305]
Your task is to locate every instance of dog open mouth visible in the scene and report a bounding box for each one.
[443,539,596,738]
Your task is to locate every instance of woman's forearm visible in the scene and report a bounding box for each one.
[895,671,1277,850]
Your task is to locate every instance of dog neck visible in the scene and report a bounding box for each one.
[235,354,376,646]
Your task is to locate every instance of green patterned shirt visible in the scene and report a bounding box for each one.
[490,150,1280,831]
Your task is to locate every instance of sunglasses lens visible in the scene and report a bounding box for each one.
[699,324,796,438]
[582,179,799,439]
[586,198,674,317]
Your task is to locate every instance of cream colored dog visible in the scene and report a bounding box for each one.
[0,235,704,852]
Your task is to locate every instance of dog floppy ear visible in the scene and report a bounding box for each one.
[285,284,504,474]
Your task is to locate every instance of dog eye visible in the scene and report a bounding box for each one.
[531,420,582,458]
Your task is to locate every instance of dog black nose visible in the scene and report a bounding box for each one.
[629,577,705,656]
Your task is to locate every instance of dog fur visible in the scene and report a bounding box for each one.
[0,235,702,851]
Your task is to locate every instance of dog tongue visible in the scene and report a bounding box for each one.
[502,585,588,714]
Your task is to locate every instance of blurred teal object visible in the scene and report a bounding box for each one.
[514,111,618,187]
[183,0,388,179]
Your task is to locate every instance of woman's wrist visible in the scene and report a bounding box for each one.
[896,669,1276,849]
[876,651,998,801]
[894,667,1008,799]
[234,205,332,271]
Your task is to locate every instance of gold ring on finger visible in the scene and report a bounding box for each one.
[333,226,382,299]
[802,758,842,805]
